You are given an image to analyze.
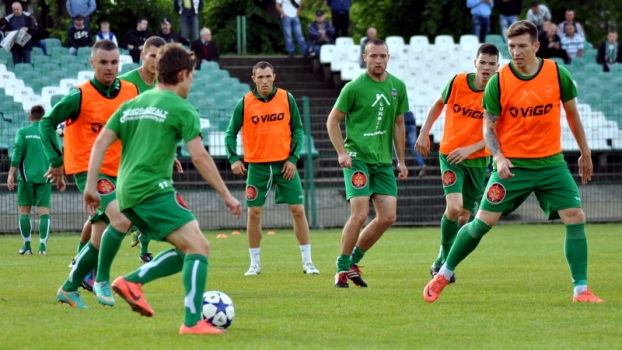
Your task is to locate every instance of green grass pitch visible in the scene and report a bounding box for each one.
[1,224,620,349]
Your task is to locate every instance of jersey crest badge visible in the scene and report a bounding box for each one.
[390,88,398,99]
[97,178,116,194]
[442,170,457,187]
[351,171,368,189]
[246,185,258,201]
[486,183,506,204]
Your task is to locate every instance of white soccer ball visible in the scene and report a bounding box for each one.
[202,291,235,329]
[56,122,65,137]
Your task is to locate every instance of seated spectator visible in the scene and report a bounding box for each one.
[360,27,376,68]
[67,15,92,55]
[526,1,551,33]
[0,18,8,42]
[120,18,152,63]
[560,22,584,61]
[307,10,334,58]
[596,29,622,72]
[96,21,118,47]
[157,18,189,45]
[4,0,29,16]
[190,27,219,69]
[557,9,585,39]
[30,14,47,55]
[537,23,569,64]
[5,2,36,64]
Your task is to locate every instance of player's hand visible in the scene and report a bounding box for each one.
[495,154,515,179]
[578,154,593,185]
[415,134,430,156]
[447,147,470,164]
[57,176,67,192]
[281,161,296,181]
[45,166,65,188]
[7,176,15,191]
[338,153,352,169]
[223,194,242,219]
[83,187,101,215]
[174,158,183,173]
[231,161,247,176]
[397,162,408,180]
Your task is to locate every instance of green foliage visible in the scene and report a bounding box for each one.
[91,0,175,40]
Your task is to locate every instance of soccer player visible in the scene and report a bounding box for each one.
[84,43,242,335]
[416,44,500,282]
[40,39,139,308]
[224,61,320,276]
[326,38,409,288]
[423,20,604,303]
[7,105,65,255]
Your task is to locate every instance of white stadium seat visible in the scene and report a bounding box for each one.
[341,62,363,81]
[0,71,16,89]
[59,78,80,94]
[434,35,455,51]
[13,87,35,104]
[22,95,43,111]
[41,86,62,104]
[77,70,94,82]
[207,132,242,157]
[409,35,430,52]
[335,37,354,52]
[0,63,6,72]
[5,78,24,96]
[459,35,480,51]
[319,44,336,64]
[345,44,361,62]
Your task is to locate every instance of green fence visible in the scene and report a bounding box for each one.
[0,98,621,232]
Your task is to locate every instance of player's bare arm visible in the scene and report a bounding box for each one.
[415,96,445,156]
[7,167,16,191]
[326,108,352,169]
[187,136,242,218]
[393,113,408,180]
[84,128,119,215]
[446,140,486,165]
[563,98,592,184]
[484,109,514,179]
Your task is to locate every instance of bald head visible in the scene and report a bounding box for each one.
[367,27,377,40]
[12,2,23,16]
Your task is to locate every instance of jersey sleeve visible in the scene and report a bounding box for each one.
[558,64,578,102]
[180,106,202,143]
[39,89,82,168]
[10,128,24,168]
[482,73,502,116]
[334,81,353,114]
[288,92,304,163]
[225,98,244,164]
[441,75,457,104]
[396,80,409,116]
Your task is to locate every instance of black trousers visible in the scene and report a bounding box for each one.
[332,12,349,40]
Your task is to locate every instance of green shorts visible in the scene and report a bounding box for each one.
[122,191,195,242]
[245,162,304,207]
[439,154,488,212]
[479,162,581,220]
[17,181,51,207]
[343,160,397,200]
[74,172,117,224]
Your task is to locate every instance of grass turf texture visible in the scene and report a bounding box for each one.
[1,224,620,349]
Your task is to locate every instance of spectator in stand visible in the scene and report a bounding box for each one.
[174,0,203,41]
[560,22,584,62]
[497,0,522,43]
[275,0,308,58]
[67,15,93,55]
[526,1,551,33]
[467,0,494,43]
[30,14,47,55]
[537,23,569,63]
[326,0,349,40]
[359,27,376,68]
[596,30,622,72]
[157,17,189,45]
[66,0,96,28]
[307,10,334,58]
[0,18,7,42]
[3,0,29,16]
[120,18,152,63]
[4,2,36,64]
[557,9,585,40]
[96,21,118,47]
[190,27,219,69]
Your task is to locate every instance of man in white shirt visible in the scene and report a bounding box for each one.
[275,0,308,58]
[526,1,551,33]
[560,22,585,61]
[557,9,585,39]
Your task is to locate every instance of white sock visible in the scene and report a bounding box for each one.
[574,285,588,296]
[249,248,260,266]
[439,265,454,280]
[300,244,311,263]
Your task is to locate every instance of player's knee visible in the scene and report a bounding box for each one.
[458,215,469,227]
[349,210,368,226]
[289,205,306,219]
[378,212,396,227]
[445,204,462,220]
[248,207,262,220]
[562,208,585,224]
[110,215,132,233]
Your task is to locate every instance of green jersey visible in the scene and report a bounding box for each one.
[334,72,409,164]
[118,69,157,93]
[482,58,576,169]
[106,89,201,210]
[11,121,51,183]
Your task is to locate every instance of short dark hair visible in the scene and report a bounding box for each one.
[364,38,389,54]
[609,29,618,34]
[507,20,538,43]
[136,17,147,24]
[92,39,118,53]
[143,36,166,51]
[30,105,45,120]
[476,43,499,59]
[156,43,195,85]
[530,1,539,7]
[252,61,274,76]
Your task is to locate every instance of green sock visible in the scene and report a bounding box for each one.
[336,254,351,273]
[19,214,31,250]
[565,223,588,287]
[125,249,185,284]
[183,254,208,327]
[77,241,86,253]
[433,215,459,268]
[39,214,50,248]
[96,225,126,283]
[445,219,491,271]
[63,242,99,291]
[350,246,365,266]
[139,233,151,255]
